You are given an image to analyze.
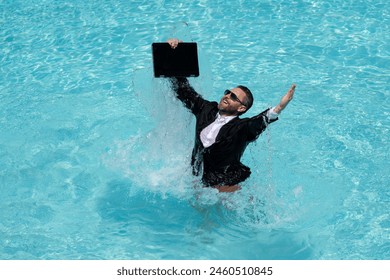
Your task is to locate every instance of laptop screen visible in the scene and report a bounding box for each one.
[152,42,200,77]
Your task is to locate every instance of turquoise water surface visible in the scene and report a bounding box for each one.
[1,0,389,259]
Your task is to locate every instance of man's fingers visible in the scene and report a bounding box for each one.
[289,84,296,95]
[167,38,181,49]
[290,84,296,92]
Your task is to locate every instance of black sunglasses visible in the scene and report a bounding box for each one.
[224,90,246,106]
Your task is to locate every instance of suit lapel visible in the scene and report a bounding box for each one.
[215,117,241,142]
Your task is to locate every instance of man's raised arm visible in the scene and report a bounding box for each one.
[167,39,207,115]
[273,84,296,114]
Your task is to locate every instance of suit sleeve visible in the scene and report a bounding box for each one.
[169,77,207,115]
[246,108,278,141]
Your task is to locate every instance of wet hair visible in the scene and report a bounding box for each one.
[237,85,253,114]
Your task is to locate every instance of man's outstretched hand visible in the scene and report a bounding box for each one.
[167,38,183,49]
[274,84,296,114]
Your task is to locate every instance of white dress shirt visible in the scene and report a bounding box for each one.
[200,107,279,148]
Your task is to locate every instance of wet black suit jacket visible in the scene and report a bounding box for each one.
[170,77,277,186]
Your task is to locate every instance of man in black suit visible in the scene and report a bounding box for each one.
[168,39,296,192]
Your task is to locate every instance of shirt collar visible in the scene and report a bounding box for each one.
[216,112,237,124]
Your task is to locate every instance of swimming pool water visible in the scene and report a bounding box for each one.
[0,0,389,259]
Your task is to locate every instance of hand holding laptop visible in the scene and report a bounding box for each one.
[152,40,199,77]
[167,38,183,49]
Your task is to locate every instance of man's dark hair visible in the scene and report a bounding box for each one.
[237,85,253,114]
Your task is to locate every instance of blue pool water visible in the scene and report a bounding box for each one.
[1,0,389,260]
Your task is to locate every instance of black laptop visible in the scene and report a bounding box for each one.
[152,42,199,77]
